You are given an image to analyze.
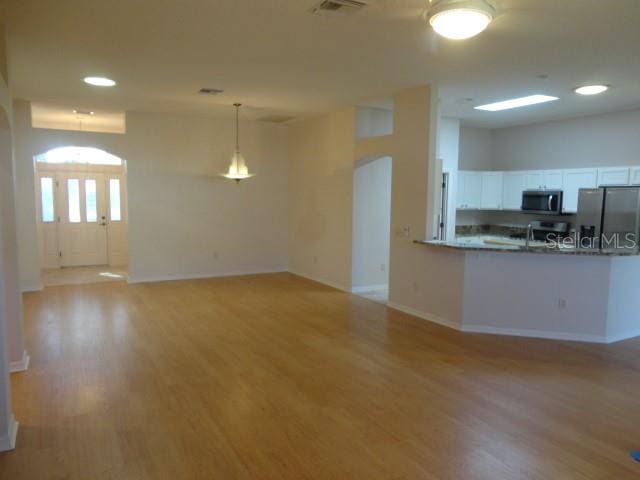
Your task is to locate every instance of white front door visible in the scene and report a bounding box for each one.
[58,173,108,266]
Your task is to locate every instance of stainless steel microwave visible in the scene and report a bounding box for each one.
[521,190,563,215]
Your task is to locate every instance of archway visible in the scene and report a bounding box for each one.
[34,146,128,286]
[351,155,393,304]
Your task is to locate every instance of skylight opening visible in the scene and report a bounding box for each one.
[474,95,559,112]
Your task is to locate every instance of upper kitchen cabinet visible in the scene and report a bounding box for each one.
[631,167,640,185]
[456,171,482,209]
[562,168,598,213]
[525,170,563,190]
[502,172,526,210]
[480,172,503,210]
[597,167,630,186]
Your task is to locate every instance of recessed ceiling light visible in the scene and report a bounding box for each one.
[427,0,495,40]
[475,95,559,112]
[83,76,116,87]
[574,85,609,96]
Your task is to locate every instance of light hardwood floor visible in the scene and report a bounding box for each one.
[2,273,640,479]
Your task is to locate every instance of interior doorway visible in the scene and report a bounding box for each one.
[351,156,392,304]
[34,147,128,285]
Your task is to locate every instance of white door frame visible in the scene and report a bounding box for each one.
[34,162,128,269]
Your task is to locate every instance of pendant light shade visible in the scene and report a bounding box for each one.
[222,103,254,182]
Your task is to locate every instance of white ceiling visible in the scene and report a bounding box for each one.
[2,0,640,128]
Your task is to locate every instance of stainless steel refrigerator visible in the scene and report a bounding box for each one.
[575,187,640,252]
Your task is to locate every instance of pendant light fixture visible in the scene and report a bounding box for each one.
[222,103,254,182]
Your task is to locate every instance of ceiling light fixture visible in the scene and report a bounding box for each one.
[574,85,609,96]
[221,103,254,183]
[83,76,116,87]
[427,0,495,40]
[474,94,559,112]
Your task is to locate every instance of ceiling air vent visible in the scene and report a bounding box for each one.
[198,87,224,95]
[310,0,367,17]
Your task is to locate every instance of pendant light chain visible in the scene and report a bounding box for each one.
[234,103,241,153]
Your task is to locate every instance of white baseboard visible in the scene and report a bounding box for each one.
[460,325,608,344]
[9,350,30,373]
[21,283,43,293]
[0,415,18,452]
[351,284,388,294]
[605,329,640,344]
[128,268,287,285]
[287,270,350,292]
[387,301,460,330]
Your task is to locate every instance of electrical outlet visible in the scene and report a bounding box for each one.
[558,298,567,309]
[313,256,318,264]
[396,226,411,238]
[380,264,386,272]
[212,252,219,261]
[412,281,419,292]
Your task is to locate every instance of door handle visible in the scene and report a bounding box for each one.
[100,222,107,226]
[548,195,553,212]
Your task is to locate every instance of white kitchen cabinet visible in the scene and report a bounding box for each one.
[480,172,503,210]
[524,171,543,190]
[525,170,563,190]
[456,171,482,209]
[502,172,526,210]
[562,168,598,213]
[631,167,640,185]
[597,167,630,186]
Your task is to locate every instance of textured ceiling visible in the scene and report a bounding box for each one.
[2,0,640,127]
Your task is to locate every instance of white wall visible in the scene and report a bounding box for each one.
[0,23,19,452]
[438,117,460,240]
[13,101,289,288]
[493,108,640,171]
[352,156,391,290]
[458,126,493,170]
[288,108,355,290]
[289,86,464,326]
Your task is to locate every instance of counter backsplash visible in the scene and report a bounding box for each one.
[456,224,527,237]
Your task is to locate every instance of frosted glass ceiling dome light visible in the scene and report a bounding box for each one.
[574,85,609,96]
[83,76,116,87]
[427,0,495,40]
[222,103,254,183]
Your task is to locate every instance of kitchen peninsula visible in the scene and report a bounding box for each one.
[406,240,640,344]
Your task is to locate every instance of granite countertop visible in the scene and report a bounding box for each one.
[415,239,640,257]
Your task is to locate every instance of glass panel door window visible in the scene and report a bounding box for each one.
[40,177,55,222]
[67,179,81,223]
[85,179,98,222]
[109,178,122,221]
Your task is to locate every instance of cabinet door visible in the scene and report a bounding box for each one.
[525,171,544,190]
[456,172,467,208]
[480,172,503,210]
[502,172,526,210]
[631,167,640,186]
[464,172,483,209]
[542,170,564,190]
[562,169,597,213]
[597,167,630,186]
